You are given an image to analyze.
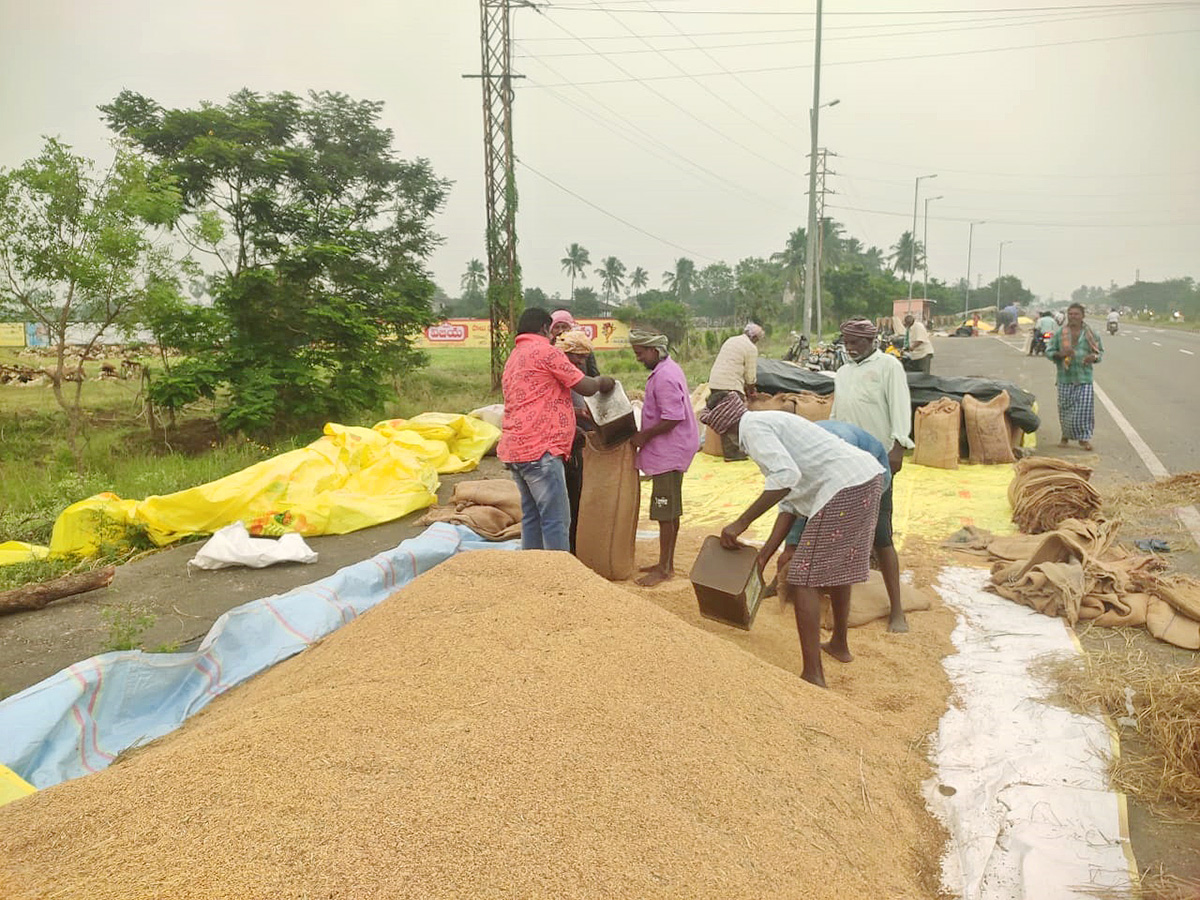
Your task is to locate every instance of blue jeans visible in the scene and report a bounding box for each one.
[509,453,571,551]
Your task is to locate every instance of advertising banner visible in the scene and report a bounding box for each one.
[415,318,632,351]
[0,324,26,348]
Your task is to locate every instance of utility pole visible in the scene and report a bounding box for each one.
[467,0,527,389]
[906,173,937,314]
[996,240,1012,315]
[921,194,942,302]
[801,0,824,340]
[814,148,836,339]
[964,220,985,318]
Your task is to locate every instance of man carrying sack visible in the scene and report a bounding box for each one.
[628,330,699,587]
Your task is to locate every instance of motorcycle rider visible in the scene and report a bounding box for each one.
[1107,308,1120,334]
[1031,310,1056,355]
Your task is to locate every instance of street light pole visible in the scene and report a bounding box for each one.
[996,240,1012,314]
[964,220,985,318]
[906,173,937,312]
[801,0,824,340]
[922,194,943,302]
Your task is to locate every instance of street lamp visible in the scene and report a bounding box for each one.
[800,0,828,340]
[996,240,1013,315]
[906,173,937,311]
[921,194,943,302]
[963,220,985,318]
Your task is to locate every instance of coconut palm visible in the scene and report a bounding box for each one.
[662,257,696,302]
[461,258,485,296]
[560,243,591,303]
[629,266,649,300]
[770,227,807,299]
[595,256,626,309]
[889,231,924,277]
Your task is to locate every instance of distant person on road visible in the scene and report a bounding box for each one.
[830,317,912,633]
[628,330,699,587]
[1036,311,1057,336]
[902,312,934,374]
[1107,308,1120,326]
[500,308,615,551]
[704,322,764,461]
[1046,302,1103,452]
[701,393,886,688]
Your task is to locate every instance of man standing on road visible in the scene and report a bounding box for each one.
[702,394,885,688]
[628,330,699,587]
[1047,302,1103,452]
[499,308,615,551]
[705,323,764,461]
[902,312,934,374]
[830,317,912,632]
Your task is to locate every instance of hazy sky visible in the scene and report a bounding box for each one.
[2,0,1198,306]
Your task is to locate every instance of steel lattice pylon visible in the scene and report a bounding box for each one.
[477,0,522,390]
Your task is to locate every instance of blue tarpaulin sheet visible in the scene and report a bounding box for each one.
[0,523,517,792]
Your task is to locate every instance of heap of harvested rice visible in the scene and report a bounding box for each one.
[0,552,945,900]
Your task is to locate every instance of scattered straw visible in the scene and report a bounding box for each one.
[1106,474,1200,518]
[1038,649,1200,821]
[1078,864,1200,900]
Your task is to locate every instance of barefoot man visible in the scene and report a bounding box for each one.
[702,393,885,687]
[629,329,699,587]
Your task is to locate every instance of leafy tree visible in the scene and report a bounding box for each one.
[523,285,549,309]
[560,243,590,304]
[733,257,783,324]
[1108,278,1197,318]
[662,257,696,302]
[595,255,626,309]
[693,261,736,321]
[614,298,690,349]
[770,227,806,302]
[101,88,449,434]
[889,231,925,277]
[987,274,1034,309]
[628,265,649,299]
[572,286,602,317]
[0,137,183,465]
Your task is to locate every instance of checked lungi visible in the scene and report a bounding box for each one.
[1057,382,1095,441]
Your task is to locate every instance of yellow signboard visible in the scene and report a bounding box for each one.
[414,318,632,351]
[0,324,25,347]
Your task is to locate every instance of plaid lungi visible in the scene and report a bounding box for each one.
[1057,383,1095,441]
[786,476,883,589]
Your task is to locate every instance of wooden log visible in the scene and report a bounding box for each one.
[0,567,116,615]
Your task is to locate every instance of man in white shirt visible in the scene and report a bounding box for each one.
[902,313,933,374]
[831,317,914,633]
[704,322,763,460]
[701,393,885,689]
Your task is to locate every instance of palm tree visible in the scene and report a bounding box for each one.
[889,231,925,277]
[818,218,846,269]
[770,227,806,300]
[862,245,886,274]
[595,256,626,309]
[461,258,485,296]
[560,243,591,303]
[662,257,696,302]
[629,266,649,300]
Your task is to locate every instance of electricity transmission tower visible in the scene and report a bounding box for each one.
[468,0,529,389]
[812,148,836,339]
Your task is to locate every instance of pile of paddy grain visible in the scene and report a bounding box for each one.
[0,552,940,900]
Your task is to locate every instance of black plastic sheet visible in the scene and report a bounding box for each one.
[755,358,1040,434]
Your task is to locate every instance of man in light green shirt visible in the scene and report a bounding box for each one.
[1045,302,1103,450]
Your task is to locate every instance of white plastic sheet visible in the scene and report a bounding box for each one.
[188,522,318,570]
[926,567,1136,900]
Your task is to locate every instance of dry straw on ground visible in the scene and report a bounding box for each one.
[1106,473,1200,517]
[0,550,953,900]
[1038,646,1200,822]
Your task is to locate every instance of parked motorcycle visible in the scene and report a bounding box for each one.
[1107,320,1119,335]
[783,331,810,363]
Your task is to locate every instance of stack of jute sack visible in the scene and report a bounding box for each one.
[1008,457,1102,533]
[694,385,833,457]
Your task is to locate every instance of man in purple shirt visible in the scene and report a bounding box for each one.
[628,330,699,587]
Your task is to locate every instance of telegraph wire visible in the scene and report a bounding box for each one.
[546,1,1200,15]
[518,160,719,259]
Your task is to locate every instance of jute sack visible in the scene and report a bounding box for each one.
[701,426,723,457]
[782,391,832,422]
[452,480,522,521]
[748,394,793,413]
[577,433,641,580]
[963,393,1016,465]
[819,571,932,628]
[912,397,961,469]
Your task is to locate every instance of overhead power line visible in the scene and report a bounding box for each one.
[545,1,1200,15]
[826,202,1200,228]
[518,160,717,259]
[525,26,1200,86]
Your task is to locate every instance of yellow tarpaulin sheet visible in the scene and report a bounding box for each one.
[650,453,1015,548]
[32,414,499,560]
[0,764,35,807]
[0,542,50,566]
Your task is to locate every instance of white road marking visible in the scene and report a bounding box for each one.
[1133,337,1141,342]
[1182,349,1195,356]
[1093,383,1200,550]
[1151,341,1162,347]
